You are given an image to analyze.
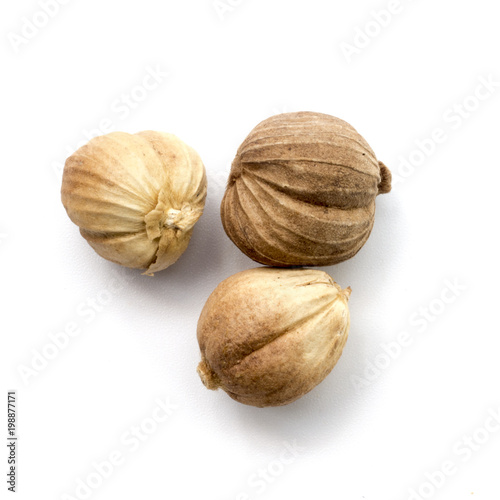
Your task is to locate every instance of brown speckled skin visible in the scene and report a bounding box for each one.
[221,112,391,267]
[61,131,207,275]
[197,267,351,407]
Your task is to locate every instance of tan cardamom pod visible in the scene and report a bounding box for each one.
[221,111,392,267]
[61,131,207,275]
[197,267,351,407]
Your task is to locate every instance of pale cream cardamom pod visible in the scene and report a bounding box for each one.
[61,131,207,275]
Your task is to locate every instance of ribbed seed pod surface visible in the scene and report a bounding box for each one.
[221,111,391,267]
[61,131,207,275]
[197,267,351,407]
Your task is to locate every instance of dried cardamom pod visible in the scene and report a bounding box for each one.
[221,111,392,267]
[61,131,207,275]
[197,267,351,407]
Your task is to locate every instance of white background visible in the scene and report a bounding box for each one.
[1,1,499,499]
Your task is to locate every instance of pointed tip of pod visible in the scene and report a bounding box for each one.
[228,155,243,187]
[378,162,392,194]
[197,359,221,391]
[342,287,352,300]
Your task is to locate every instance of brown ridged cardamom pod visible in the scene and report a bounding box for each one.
[221,111,392,267]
